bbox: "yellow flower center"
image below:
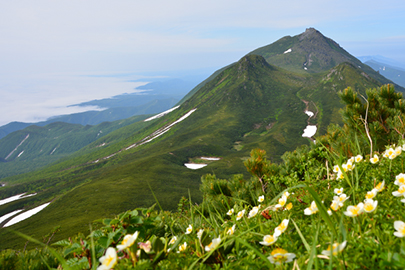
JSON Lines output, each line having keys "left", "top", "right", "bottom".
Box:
{"left": 326, "top": 243, "right": 341, "bottom": 255}
{"left": 279, "top": 197, "right": 286, "bottom": 206}
{"left": 273, "top": 255, "right": 288, "bottom": 263}
{"left": 365, "top": 192, "right": 375, "bottom": 199}
{"left": 286, "top": 203, "right": 293, "bottom": 210}
{"left": 277, "top": 223, "right": 286, "bottom": 232}
{"left": 264, "top": 235, "right": 275, "bottom": 244}
{"left": 350, "top": 206, "right": 360, "bottom": 215}
{"left": 399, "top": 178, "right": 405, "bottom": 185}
{"left": 401, "top": 225, "right": 405, "bottom": 235}
{"left": 376, "top": 182, "right": 382, "bottom": 190}
{"left": 104, "top": 255, "right": 114, "bottom": 266}
{"left": 179, "top": 243, "right": 186, "bottom": 252}
{"left": 364, "top": 202, "right": 374, "bottom": 212}
{"left": 399, "top": 186, "right": 405, "bottom": 194}
{"left": 271, "top": 248, "right": 287, "bottom": 256}
{"left": 331, "top": 201, "right": 340, "bottom": 211}
{"left": 121, "top": 234, "right": 135, "bottom": 248}
{"left": 271, "top": 248, "right": 288, "bottom": 263}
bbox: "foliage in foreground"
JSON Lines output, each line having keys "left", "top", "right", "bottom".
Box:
{"left": 4, "top": 85, "right": 405, "bottom": 269}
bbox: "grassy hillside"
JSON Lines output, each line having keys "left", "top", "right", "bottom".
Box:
{"left": 0, "top": 54, "right": 383, "bottom": 249}
{"left": 3, "top": 85, "right": 405, "bottom": 269}
{"left": 0, "top": 115, "right": 151, "bottom": 179}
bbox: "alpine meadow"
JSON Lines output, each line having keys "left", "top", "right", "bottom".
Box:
{"left": 2, "top": 28, "right": 405, "bottom": 269}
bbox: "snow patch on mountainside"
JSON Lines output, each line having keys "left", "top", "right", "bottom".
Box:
{"left": 284, "top": 48, "right": 292, "bottom": 54}
{"left": 127, "top": 108, "right": 196, "bottom": 150}
{"left": 50, "top": 147, "right": 58, "bottom": 155}
{"left": 201, "top": 157, "right": 221, "bottom": 161}
{"left": 184, "top": 163, "right": 207, "bottom": 169}
{"left": 5, "top": 134, "right": 29, "bottom": 159}
{"left": 90, "top": 108, "right": 197, "bottom": 164}
{"left": 305, "top": 111, "right": 314, "bottom": 117}
{"left": 3, "top": 202, "right": 51, "bottom": 227}
{"left": 0, "top": 193, "right": 37, "bottom": 206}
{"left": 302, "top": 125, "right": 317, "bottom": 138}
{"left": 144, "top": 106, "right": 180, "bottom": 122}
{"left": 0, "top": 210, "right": 23, "bottom": 224}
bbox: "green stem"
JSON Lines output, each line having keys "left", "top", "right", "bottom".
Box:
{"left": 356, "top": 216, "right": 362, "bottom": 237}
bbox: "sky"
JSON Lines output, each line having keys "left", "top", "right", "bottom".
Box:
{"left": 0, "top": 0, "right": 405, "bottom": 126}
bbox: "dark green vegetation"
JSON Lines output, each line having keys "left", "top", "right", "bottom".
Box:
{"left": 0, "top": 28, "right": 400, "bottom": 253}
{"left": 0, "top": 115, "right": 150, "bottom": 179}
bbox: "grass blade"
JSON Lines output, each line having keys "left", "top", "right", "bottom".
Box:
{"left": 306, "top": 185, "right": 337, "bottom": 236}
{"left": 291, "top": 219, "right": 311, "bottom": 252}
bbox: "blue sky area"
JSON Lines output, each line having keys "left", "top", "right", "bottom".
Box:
{"left": 0, "top": 0, "right": 404, "bottom": 125}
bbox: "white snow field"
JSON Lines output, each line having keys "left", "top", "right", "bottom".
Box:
{"left": 3, "top": 202, "right": 51, "bottom": 227}
{"left": 302, "top": 125, "right": 317, "bottom": 138}
{"left": 0, "top": 210, "right": 23, "bottom": 224}
{"left": 305, "top": 110, "right": 314, "bottom": 117}
{"left": 184, "top": 163, "right": 207, "bottom": 169}
{"left": 200, "top": 157, "right": 221, "bottom": 161}
{"left": 144, "top": 106, "right": 180, "bottom": 122}
{"left": 0, "top": 193, "right": 37, "bottom": 206}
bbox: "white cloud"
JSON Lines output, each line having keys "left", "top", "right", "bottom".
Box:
{"left": 0, "top": 73, "right": 148, "bottom": 126}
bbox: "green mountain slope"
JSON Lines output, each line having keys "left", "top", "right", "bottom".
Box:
{"left": 0, "top": 52, "right": 382, "bottom": 249}
{"left": 247, "top": 28, "right": 403, "bottom": 91}
{"left": 179, "top": 28, "right": 403, "bottom": 105}
{"left": 365, "top": 59, "right": 405, "bottom": 88}
{"left": 0, "top": 98, "right": 179, "bottom": 140}
{"left": 0, "top": 114, "right": 151, "bottom": 179}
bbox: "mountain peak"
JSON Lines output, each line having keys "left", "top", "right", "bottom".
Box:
{"left": 299, "top": 27, "right": 322, "bottom": 40}
{"left": 237, "top": 54, "right": 273, "bottom": 72}
{"left": 248, "top": 28, "right": 358, "bottom": 74}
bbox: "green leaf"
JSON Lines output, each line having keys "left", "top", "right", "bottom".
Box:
{"left": 63, "top": 243, "right": 81, "bottom": 257}
{"left": 102, "top": 219, "right": 112, "bottom": 226}
{"left": 152, "top": 237, "right": 165, "bottom": 253}
{"left": 97, "top": 236, "right": 110, "bottom": 249}
{"left": 223, "top": 239, "right": 235, "bottom": 255}
{"left": 52, "top": 239, "right": 71, "bottom": 247}
{"left": 200, "top": 230, "right": 212, "bottom": 247}
{"left": 130, "top": 216, "right": 143, "bottom": 224}
{"left": 152, "top": 250, "right": 166, "bottom": 265}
